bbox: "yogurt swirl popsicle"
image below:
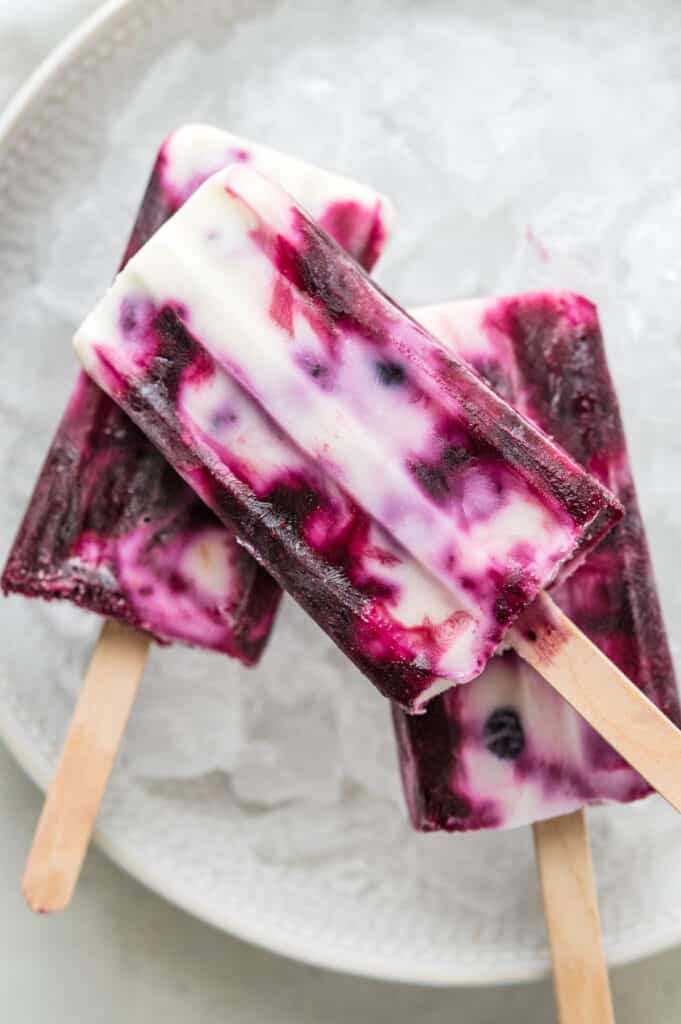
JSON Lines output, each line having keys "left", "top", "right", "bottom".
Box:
{"left": 395, "top": 293, "right": 681, "bottom": 830}
{"left": 2, "top": 125, "right": 393, "bottom": 663}
{"left": 73, "top": 165, "right": 621, "bottom": 712}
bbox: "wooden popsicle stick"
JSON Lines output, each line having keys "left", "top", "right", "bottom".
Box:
{"left": 510, "top": 591, "right": 681, "bottom": 815}
{"left": 22, "top": 620, "right": 151, "bottom": 913}
{"left": 534, "top": 810, "right": 614, "bottom": 1024}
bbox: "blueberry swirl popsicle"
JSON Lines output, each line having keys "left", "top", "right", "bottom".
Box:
{"left": 395, "top": 293, "right": 681, "bottom": 831}
{"left": 3, "top": 125, "right": 394, "bottom": 664}
{"left": 73, "top": 165, "right": 621, "bottom": 715}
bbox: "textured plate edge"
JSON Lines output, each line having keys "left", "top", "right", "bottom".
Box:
{"left": 1, "top": 0, "right": 681, "bottom": 987}
{"left": 0, "top": 0, "right": 136, "bottom": 145}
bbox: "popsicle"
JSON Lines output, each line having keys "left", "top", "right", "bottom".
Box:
{"left": 74, "top": 164, "right": 622, "bottom": 701}
{"left": 393, "top": 291, "right": 681, "bottom": 832}
{"left": 69, "top": 167, "right": 612, "bottom": 692}
{"left": 2, "top": 124, "right": 394, "bottom": 661}
{"left": 396, "top": 291, "right": 666, "bottom": 1024}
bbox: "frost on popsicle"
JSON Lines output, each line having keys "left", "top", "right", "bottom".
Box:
{"left": 74, "top": 167, "right": 620, "bottom": 711}
{"left": 3, "top": 125, "right": 394, "bottom": 663}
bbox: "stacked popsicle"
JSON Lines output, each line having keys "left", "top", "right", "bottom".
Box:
{"left": 3, "top": 124, "right": 394, "bottom": 661}
{"left": 396, "top": 292, "right": 680, "bottom": 831}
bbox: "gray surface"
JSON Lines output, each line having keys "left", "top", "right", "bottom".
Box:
{"left": 2, "top": 741, "right": 680, "bottom": 1022}
{"left": 1, "top": 3, "right": 680, "bottom": 1020}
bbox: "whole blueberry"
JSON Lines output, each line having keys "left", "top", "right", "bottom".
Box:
{"left": 483, "top": 707, "right": 525, "bottom": 760}
{"left": 375, "top": 360, "right": 406, "bottom": 386}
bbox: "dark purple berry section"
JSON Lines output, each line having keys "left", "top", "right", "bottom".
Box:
{"left": 498, "top": 293, "right": 680, "bottom": 728}
{"left": 486, "top": 294, "right": 622, "bottom": 474}
{"left": 318, "top": 199, "right": 387, "bottom": 273}
{"left": 1, "top": 139, "right": 282, "bottom": 662}
{"left": 391, "top": 696, "right": 501, "bottom": 831}
{"left": 119, "top": 150, "right": 179, "bottom": 269}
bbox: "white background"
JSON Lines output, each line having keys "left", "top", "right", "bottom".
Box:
{"left": 1, "top": 3, "right": 680, "bottom": 1021}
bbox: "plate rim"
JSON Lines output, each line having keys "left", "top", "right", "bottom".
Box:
{"left": 2, "top": 0, "right": 681, "bottom": 987}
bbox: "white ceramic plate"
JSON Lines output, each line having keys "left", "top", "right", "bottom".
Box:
{"left": 2, "top": 0, "right": 681, "bottom": 987}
